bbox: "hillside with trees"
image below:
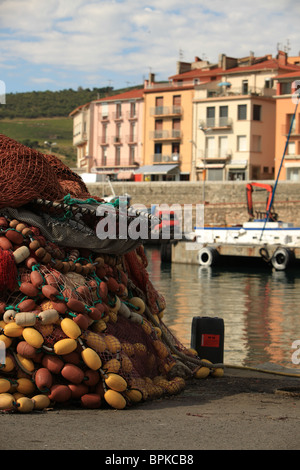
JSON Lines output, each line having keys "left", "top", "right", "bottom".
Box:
{"left": 0, "top": 86, "right": 116, "bottom": 119}
{"left": 0, "top": 84, "right": 144, "bottom": 119}
{"left": 0, "top": 85, "right": 143, "bottom": 167}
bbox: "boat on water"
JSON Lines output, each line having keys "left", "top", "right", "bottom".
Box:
{"left": 194, "top": 219, "right": 300, "bottom": 270}
{"left": 193, "top": 180, "right": 300, "bottom": 270}
{"left": 189, "top": 97, "right": 300, "bottom": 271}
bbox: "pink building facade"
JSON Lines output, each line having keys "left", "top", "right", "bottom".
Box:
{"left": 71, "top": 88, "right": 144, "bottom": 180}
{"left": 91, "top": 89, "right": 144, "bottom": 180}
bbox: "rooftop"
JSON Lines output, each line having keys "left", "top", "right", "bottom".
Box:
{"left": 169, "top": 52, "right": 300, "bottom": 83}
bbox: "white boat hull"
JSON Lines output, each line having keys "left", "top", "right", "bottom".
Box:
{"left": 194, "top": 221, "right": 300, "bottom": 248}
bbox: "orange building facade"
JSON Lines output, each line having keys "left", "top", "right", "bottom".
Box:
{"left": 274, "top": 71, "right": 300, "bottom": 180}
{"left": 140, "top": 78, "right": 195, "bottom": 181}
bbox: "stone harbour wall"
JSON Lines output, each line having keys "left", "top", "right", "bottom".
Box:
{"left": 86, "top": 180, "right": 300, "bottom": 227}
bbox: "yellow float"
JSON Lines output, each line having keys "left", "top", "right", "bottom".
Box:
{"left": 81, "top": 347, "right": 102, "bottom": 370}
{"left": 0, "top": 393, "right": 15, "bottom": 410}
{"left": 32, "top": 394, "right": 51, "bottom": 410}
{"left": 104, "top": 335, "right": 121, "bottom": 354}
{"left": 104, "top": 373, "right": 127, "bottom": 392}
{"left": 22, "top": 328, "right": 44, "bottom": 349}
{"left": 53, "top": 338, "right": 77, "bottom": 355}
{"left": 4, "top": 322, "right": 24, "bottom": 338}
{"left": 104, "top": 389, "right": 126, "bottom": 410}
{"left": 60, "top": 317, "right": 81, "bottom": 340}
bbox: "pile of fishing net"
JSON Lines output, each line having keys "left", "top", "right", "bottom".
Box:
{"left": 0, "top": 135, "right": 222, "bottom": 413}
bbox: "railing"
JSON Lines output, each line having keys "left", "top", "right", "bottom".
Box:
{"left": 152, "top": 154, "right": 181, "bottom": 163}
{"left": 73, "top": 131, "right": 88, "bottom": 144}
{"left": 206, "top": 86, "right": 276, "bottom": 98}
{"left": 126, "top": 135, "right": 138, "bottom": 144}
{"left": 112, "top": 112, "right": 123, "bottom": 120}
{"left": 150, "top": 106, "right": 182, "bottom": 116}
{"left": 150, "top": 129, "right": 182, "bottom": 140}
{"left": 200, "top": 117, "right": 233, "bottom": 129}
{"left": 145, "top": 80, "right": 197, "bottom": 89}
{"left": 99, "top": 136, "right": 108, "bottom": 145}
{"left": 99, "top": 114, "right": 110, "bottom": 121}
{"left": 198, "top": 149, "right": 232, "bottom": 161}
{"left": 281, "top": 124, "right": 299, "bottom": 135}
{"left": 126, "top": 111, "right": 138, "bottom": 119}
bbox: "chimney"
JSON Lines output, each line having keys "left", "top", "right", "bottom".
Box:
{"left": 277, "top": 50, "right": 287, "bottom": 66}
{"left": 218, "top": 53, "right": 225, "bottom": 68}
{"left": 149, "top": 73, "right": 155, "bottom": 84}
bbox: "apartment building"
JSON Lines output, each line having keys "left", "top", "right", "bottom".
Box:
{"left": 191, "top": 51, "right": 300, "bottom": 181}
{"left": 70, "top": 102, "right": 92, "bottom": 171}
{"left": 136, "top": 74, "right": 195, "bottom": 181}
{"left": 91, "top": 88, "right": 144, "bottom": 180}
{"left": 70, "top": 51, "right": 300, "bottom": 183}
{"left": 274, "top": 71, "right": 300, "bottom": 180}
{"left": 70, "top": 88, "right": 144, "bottom": 180}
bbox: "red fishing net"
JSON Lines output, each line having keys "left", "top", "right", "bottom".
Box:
{"left": 0, "top": 136, "right": 210, "bottom": 413}
{"left": 0, "top": 248, "right": 17, "bottom": 291}
{"left": 0, "top": 135, "right": 64, "bottom": 208}
{"left": 0, "top": 134, "right": 102, "bottom": 207}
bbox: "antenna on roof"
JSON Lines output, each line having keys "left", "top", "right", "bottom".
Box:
{"left": 179, "top": 49, "right": 184, "bottom": 60}
{"left": 284, "top": 39, "right": 291, "bottom": 54}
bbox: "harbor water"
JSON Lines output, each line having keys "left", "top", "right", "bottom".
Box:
{"left": 145, "top": 246, "right": 300, "bottom": 371}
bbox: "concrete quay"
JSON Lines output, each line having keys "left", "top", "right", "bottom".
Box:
{"left": 1, "top": 366, "right": 299, "bottom": 451}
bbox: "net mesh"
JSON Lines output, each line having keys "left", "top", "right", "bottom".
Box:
{"left": 0, "top": 136, "right": 211, "bottom": 412}
{"left": 0, "top": 134, "right": 102, "bottom": 208}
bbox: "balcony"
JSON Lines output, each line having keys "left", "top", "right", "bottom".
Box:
{"left": 112, "top": 112, "right": 123, "bottom": 121}
{"left": 206, "top": 86, "right": 276, "bottom": 99}
{"left": 126, "top": 135, "right": 138, "bottom": 144}
{"left": 145, "top": 80, "right": 197, "bottom": 89}
{"left": 199, "top": 117, "right": 233, "bottom": 130}
{"left": 197, "top": 149, "right": 232, "bottom": 163}
{"left": 126, "top": 111, "right": 138, "bottom": 120}
{"left": 153, "top": 154, "right": 181, "bottom": 163}
{"left": 98, "top": 136, "right": 109, "bottom": 145}
{"left": 73, "top": 131, "right": 88, "bottom": 145}
{"left": 281, "top": 124, "right": 300, "bottom": 136}
{"left": 113, "top": 136, "right": 123, "bottom": 144}
{"left": 150, "top": 106, "right": 182, "bottom": 117}
{"left": 150, "top": 129, "right": 182, "bottom": 140}
{"left": 99, "top": 114, "right": 110, "bottom": 122}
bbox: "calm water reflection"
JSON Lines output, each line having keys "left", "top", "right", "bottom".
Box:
{"left": 145, "top": 246, "right": 300, "bottom": 369}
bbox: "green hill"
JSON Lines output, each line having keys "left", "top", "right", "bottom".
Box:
{"left": 0, "top": 85, "right": 143, "bottom": 167}
{"left": 0, "top": 117, "right": 76, "bottom": 166}
{"left": 0, "top": 87, "right": 115, "bottom": 120}
{"left": 0, "top": 85, "right": 143, "bottom": 120}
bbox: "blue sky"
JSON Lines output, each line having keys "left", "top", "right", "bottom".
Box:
{"left": 0, "top": 0, "right": 300, "bottom": 93}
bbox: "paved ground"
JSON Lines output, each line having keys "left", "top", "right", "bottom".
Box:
{"left": 1, "top": 366, "right": 299, "bottom": 452}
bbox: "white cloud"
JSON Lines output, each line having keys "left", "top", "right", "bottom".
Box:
{"left": 30, "top": 77, "right": 56, "bottom": 84}
{"left": 0, "top": 0, "right": 300, "bottom": 91}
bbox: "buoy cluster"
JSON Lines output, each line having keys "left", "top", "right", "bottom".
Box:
{"left": 0, "top": 215, "right": 189, "bottom": 413}
{"left": 193, "top": 358, "right": 224, "bottom": 379}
